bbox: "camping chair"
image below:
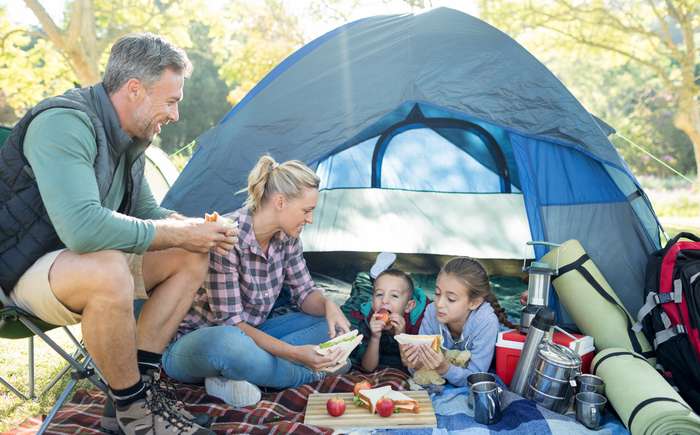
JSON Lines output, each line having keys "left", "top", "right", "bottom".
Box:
{"left": 0, "top": 125, "right": 107, "bottom": 433}
{"left": 0, "top": 289, "right": 108, "bottom": 434}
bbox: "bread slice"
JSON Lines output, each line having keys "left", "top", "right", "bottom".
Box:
{"left": 394, "top": 333, "right": 443, "bottom": 352}
{"left": 315, "top": 330, "right": 363, "bottom": 372}
{"left": 356, "top": 385, "right": 420, "bottom": 414}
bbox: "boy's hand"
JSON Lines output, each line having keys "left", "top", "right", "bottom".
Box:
{"left": 389, "top": 312, "right": 406, "bottom": 334}
{"left": 369, "top": 314, "right": 385, "bottom": 339}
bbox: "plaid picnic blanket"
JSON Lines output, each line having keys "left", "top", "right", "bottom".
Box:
{"left": 7, "top": 369, "right": 411, "bottom": 434}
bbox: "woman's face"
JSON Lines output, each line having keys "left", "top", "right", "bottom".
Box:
{"left": 279, "top": 187, "right": 318, "bottom": 238}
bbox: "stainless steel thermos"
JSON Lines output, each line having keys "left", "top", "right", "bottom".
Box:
{"left": 510, "top": 307, "right": 555, "bottom": 396}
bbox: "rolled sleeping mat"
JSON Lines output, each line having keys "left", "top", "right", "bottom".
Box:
{"left": 542, "top": 239, "right": 654, "bottom": 362}
{"left": 593, "top": 348, "right": 700, "bottom": 435}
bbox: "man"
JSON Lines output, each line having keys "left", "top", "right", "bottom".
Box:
{"left": 0, "top": 34, "right": 229, "bottom": 434}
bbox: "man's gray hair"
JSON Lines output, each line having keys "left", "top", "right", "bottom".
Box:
{"left": 103, "top": 33, "right": 192, "bottom": 94}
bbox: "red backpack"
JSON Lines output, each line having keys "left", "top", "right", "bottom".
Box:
{"left": 636, "top": 232, "right": 700, "bottom": 411}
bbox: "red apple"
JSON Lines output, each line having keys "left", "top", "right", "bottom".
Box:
{"left": 326, "top": 397, "right": 346, "bottom": 417}
{"left": 376, "top": 396, "right": 395, "bottom": 417}
{"left": 376, "top": 309, "right": 391, "bottom": 326}
{"left": 353, "top": 380, "right": 373, "bottom": 396}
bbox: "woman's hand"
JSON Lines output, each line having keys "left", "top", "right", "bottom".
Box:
{"left": 417, "top": 344, "right": 450, "bottom": 374}
{"left": 399, "top": 344, "right": 423, "bottom": 369}
{"left": 292, "top": 345, "right": 344, "bottom": 371}
{"left": 324, "top": 299, "right": 351, "bottom": 338}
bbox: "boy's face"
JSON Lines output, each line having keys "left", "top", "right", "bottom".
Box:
{"left": 372, "top": 275, "right": 415, "bottom": 326}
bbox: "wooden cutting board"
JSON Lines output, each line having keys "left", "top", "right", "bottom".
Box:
{"left": 304, "top": 390, "right": 437, "bottom": 430}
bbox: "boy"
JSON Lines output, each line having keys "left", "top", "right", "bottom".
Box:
{"left": 349, "top": 269, "right": 429, "bottom": 372}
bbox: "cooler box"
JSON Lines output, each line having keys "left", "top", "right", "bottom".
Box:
{"left": 496, "top": 329, "right": 595, "bottom": 387}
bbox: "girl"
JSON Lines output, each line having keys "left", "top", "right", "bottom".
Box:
{"left": 400, "top": 257, "right": 514, "bottom": 386}
{"left": 163, "top": 155, "right": 351, "bottom": 407}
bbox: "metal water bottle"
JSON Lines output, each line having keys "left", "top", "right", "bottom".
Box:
{"left": 510, "top": 307, "right": 555, "bottom": 396}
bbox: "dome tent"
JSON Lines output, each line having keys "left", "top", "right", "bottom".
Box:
{"left": 163, "top": 8, "right": 661, "bottom": 319}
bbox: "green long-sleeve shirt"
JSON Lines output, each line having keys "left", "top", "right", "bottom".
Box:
{"left": 23, "top": 108, "right": 173, "bottom": 254}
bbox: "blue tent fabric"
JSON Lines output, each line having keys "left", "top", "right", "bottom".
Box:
{"left": 163, "top": 8, "right": 633, "bottom": 216}
{"left": 163, "top": 7, "right": 661, "bottom": 316}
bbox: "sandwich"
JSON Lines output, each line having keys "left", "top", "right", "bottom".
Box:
{"left": 356, "top": 385, "right": 420, "bottom": 414}
{"left": 315, "top": 329, "right": 363, "bottom": 372}
{"left": 393, "top": 333, "right": 443, "bottom": 352}
{"left": 204, "top": 211, "right": 237, "bottom": 228}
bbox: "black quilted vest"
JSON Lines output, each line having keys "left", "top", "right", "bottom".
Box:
{"left": 0, "top": 83, "right": 146, "bottom": 294}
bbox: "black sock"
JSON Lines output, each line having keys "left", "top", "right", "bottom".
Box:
{"left": 110, "top": 379, "right": 146, "bottom": 407}
{"left": 137, "top": 349, "right": 162, "bottom": 376}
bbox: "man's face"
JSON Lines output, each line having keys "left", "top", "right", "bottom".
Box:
{"left": 131, "top": 68, "right": 184, "bottom": 141}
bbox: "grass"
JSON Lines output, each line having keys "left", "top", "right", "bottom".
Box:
{"left": 0, "top": 325, "right": 90, "bottom": 433}
{"left": 0, "top": 177, "right": 698, "bottom": 432}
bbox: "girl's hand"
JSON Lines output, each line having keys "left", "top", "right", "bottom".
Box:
{"left": 417, "top": 344, "right": 450, "bottom": 374}
{"left": 369, "top": 315, "right": 385, "bottom": 339}
{"left": 399, "top": 344, "right": 423, "bottom": 369}
{"left": 293, "top": 344, "right": 344, "bottom": 371}
{"left": 325, "top": 299, "right": 351, "bottom": 338}
{"left": 389, "top": 312, "right": 406, "bottom": 334}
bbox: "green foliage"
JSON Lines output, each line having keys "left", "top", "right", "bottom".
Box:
{"left": 477, "top": 0, "right": 699, "bottom": 180}
{"left": 0, "top": 8, "right": 75, "bottom": 124}
{"left": 158, "top": 23, "right": 230, "bottom": 155}
{"left": 207, "top": 0, "right": 304, "bottom": 106}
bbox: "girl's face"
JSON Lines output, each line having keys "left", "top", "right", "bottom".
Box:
{"left": 434, "top": 273, "right": 483, "bottom": 327}
{"left": 277, "top": 187, "right": 318, "bottom": 238}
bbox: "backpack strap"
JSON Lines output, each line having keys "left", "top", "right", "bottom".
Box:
{"left": 634, "top": 280, "right": 684, "bottom": 333}
{"left": 654, "top": 324, "right": 686, "bottom": 348}
{"left": 557, "top": 254, "right": 653, "bottom": 358}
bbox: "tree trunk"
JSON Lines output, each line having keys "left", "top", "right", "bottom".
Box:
{"left": 673, "top": 93, "right": 700, "bottom": 186}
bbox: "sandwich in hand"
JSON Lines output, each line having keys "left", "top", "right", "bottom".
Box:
{"left": 393, "top": 333, "right": 443, "bottom": 352}
{"left": 315, "top": 330, "right": 363, "bottom": 372}
{"left": 204, "top": 211, "right": 238, "bottom": 228}
{"left": 355, "top": 385, "right": 420, "bottom": 414}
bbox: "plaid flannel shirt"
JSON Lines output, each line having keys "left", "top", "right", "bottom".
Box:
{"left": 177, "top": 207, "right": 317, "bottom": 338}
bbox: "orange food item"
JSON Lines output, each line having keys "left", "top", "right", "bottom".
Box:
{"left": 353, "top": 380, "right": 373, "bottom": 396}
{"left": 375, "top": 309, "right": 391, "bottom": 326}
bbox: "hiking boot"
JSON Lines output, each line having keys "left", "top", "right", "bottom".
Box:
{"left": 101, "top": 372, "right": 210, "bottom": 433}
{"left": 148, "top": 370, "right": 211, "bottom": 427}
{"left": 116, "top": 386, "right": 213, "bottom": 435}
{"left": 370, "top": 252, "right": 397, "bottom": 279}
{"left": 204, "top": 376, "right": 261, "bottom": 408}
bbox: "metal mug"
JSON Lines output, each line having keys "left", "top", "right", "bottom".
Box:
{"left": 575, "top": 392, "right": 607, "bottom": 430}
{"left": 467, "top": 372, "right": 496, "bottom": 412}
{"left": 577, "top": 374, "right": 605, "bottom": 396}
{"left": 472, "top": 381, "right": 503, "bottom": 425}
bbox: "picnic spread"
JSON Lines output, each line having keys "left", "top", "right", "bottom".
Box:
{"left": 10, "top": 368, "right": 633, "bottom": 435}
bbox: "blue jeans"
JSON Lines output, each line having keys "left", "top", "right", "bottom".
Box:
{"left": 162, "top": 312, "right": 330, "bottom": 389}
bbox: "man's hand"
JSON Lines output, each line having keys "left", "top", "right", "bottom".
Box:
{"left": 324, "top": 299, "right": 351, "bottom": 339}
{"left": 389, "top": 312, "right": 406, "bottom": 335}
{"left": 292, "top": 344, "right": 344, "bottom": 371}
{"left": 151, "top": 218, "right": 238, "bottom": 254}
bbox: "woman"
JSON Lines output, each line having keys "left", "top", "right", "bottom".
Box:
{"left": 162, "top": 155, "right": 351, "bottom": 407}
